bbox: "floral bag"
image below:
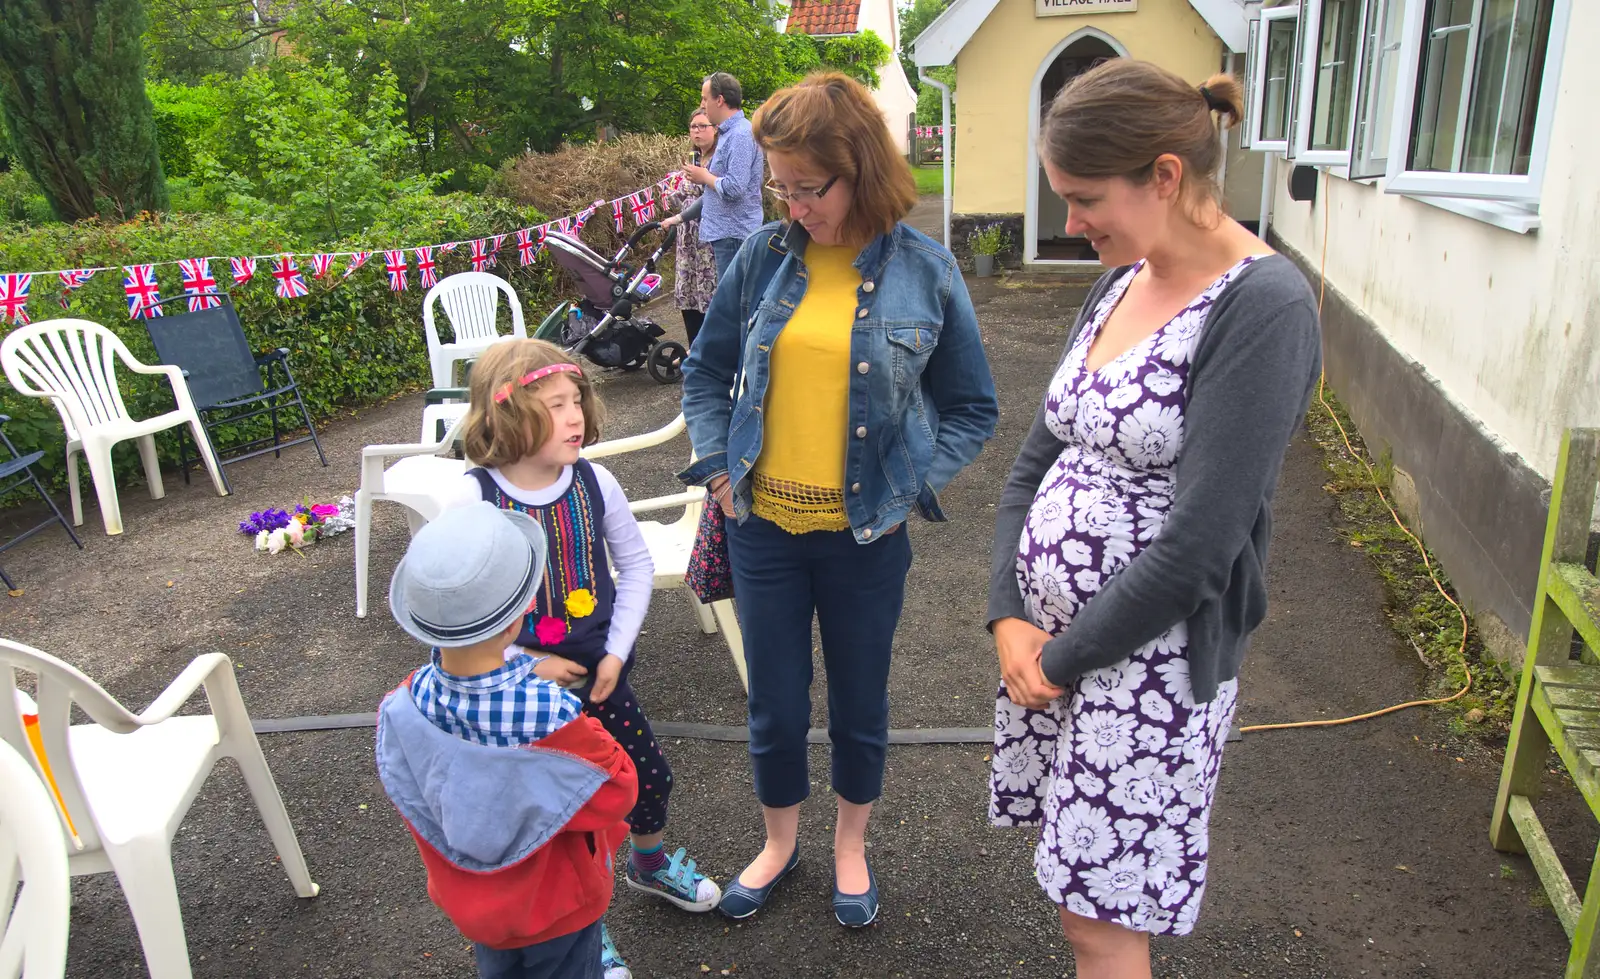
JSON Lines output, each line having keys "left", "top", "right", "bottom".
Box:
{"left": 685, "top": 492, "right": 734, "bottom": 604}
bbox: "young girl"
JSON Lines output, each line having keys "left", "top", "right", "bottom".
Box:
{"left": 450, "top": 339, "right": 721, "bottom": 970}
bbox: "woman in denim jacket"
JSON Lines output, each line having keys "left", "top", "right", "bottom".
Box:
{"left": 679, "top": 72, "right": 999, "bottom": 928}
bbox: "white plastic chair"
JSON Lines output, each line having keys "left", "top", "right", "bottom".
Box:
{"left": 354, "top": 412, "right": 470, "bottom": 618}
{"left": 585, "top": 415, "right": 748, "bottom": 691}
{"left": 0, "top": 735, "right": 71, "bottom": 979}
{"left": 0, "top": 639, "right": 319, "bottom": 979}
{"left": 423, "top": 272, "right": 526, "bottom": 390}
{"left": 0, "top": 320, "right": 228, "bottom": 536}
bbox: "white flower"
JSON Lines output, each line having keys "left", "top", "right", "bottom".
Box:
{"left": 1136, "top": 503, "right": 1168, "bottom": 541}
{"left": 1155, "top": 310, "right": 1205, "bottom": 364}
{"left": 1027, "top": 491, "right": 1074, "bottom": 548}
{"left": 1165, "top": 805, "right": 1191, "bottom": 827}
{"left": 1077, "top": 496, "right": 1130, "bottom": 537}
{"left": 1029, "top": 712, "right": 1061, "bottom": 738}
{"left": 1145, "top": 368, "right": 1183, "bottom": 396}
{"left": 1058, "top": 799, "right": 1117, "bottom": 865}
{"left": 1073, "top": 769, "right": 1107, "bottom": 798}
{"left": 1098, "top": 345, "right": 1145, "bottom": 386}
{"left": 1108, "top": 756, "right": 1175, "bottom": 816}
{"left": 995, "top": 694, "right": 1032, "bottom": 739}
{"left": 1143, "top": 824, "right": 1186, "bottom": 886}
{"left": 1119, "top": 401, "right": 1184, "bottom": 468}
{"left": 1185, "top": 815, "right": 1211, "bottom": 858}
{"left": 1028, "top": 552, "right": 1078, "bottom": 623}
{"left": 1175, "top": 901, "right": 1201, "bottom": 934}
{"left": 266, "top": 528, "right": 287, "bottom": 554}
{"left": 1059, "top": 538, "right": 1093, "bottom": 567}
{"left": 1156, "top": 658, "right": 1197, "bottom": 709}
{"left": 283, "top": 519, "right": 305, "bottom": 546}
{"left": 1080, "top": 660, "right": 1147, "bottom": 710}
{"left": 1139, "top": 690, "right": 1174, "bottom": 723}
{"left": 1101, "top": 533, "right": 1136, "bottom": 576}
{"left": 1076, "top": 710, "right": 1138, "bottom": 770}
{"left": 1064, "top": 893, "right": 1099, "bottom": 920}
{"left": 1160, "top": 878, "right": 1193, "bottom": 908}
{"left": 1046, "top": 388, "right": 1080, "bottom": 440}
{"left": 1129, "top": 895, "right": 1176, "bottom": 934}
{"left": 1114, "top": 817, "right": 1148, "bottom": 845}
{"left": 1082, "top": 852, "right": 1147, "bottom": 911}
{"left": 1037, "top": 855, "right": 1075, "bottom": 895}
{"left": 254, "top": 530, "right": 270, "bottom": 551}
{"left": 993, "top": 741, "right": 1047, "bottom": 793}
{"left": 1006, "top": 796, "right": 1038, "bottom": 820}
{"left": 1135, "top": 724, "right": 1169, "bottom": 754}
{"left": 1106, "top": 382, "right": 1144, "bottom": 410}
{"left": 1173, "top": 763, "right": 1208, "bottom": 808}
{"left": 1076, "top": 391, "right": 1116, "bottom": 447}
{"left": 1074, "top": 568, "right": 1102, "bottom": 593}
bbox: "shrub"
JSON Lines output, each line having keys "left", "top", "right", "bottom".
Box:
{"left": 147, "top": 79, "right": 227, "bottom": 180}
{"left": 0, "top": 192, "right": 553, "bottom": 500}
{"left": 0, "top": 168, "right": 53, "bottom": 225}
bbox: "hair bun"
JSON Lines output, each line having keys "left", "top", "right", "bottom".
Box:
{"left": 1197, "top": 74, "right": 1245, "bottom": 129}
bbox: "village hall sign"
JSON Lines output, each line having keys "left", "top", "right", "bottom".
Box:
{"left": 1037, "top": 0, "right": 1137, "bottom": 15}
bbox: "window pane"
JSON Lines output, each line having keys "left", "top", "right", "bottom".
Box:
{"left": 1409, "top": 0, "right": 1474, "bottom": 171}
{"left": 1464, "top": 0, "right": 1553, "bottom": 174}
{"left": 1355, "top": 0, "right": 1407, "bottom": 164}
{"left": 1310, "top": 0, "right": 1362, "bottom": 151}
{"left": 1262, "top": 17, "right": 1297, "bottom": 142}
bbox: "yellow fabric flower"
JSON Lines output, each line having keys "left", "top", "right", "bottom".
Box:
{"left": 565, "top": 588, "right": 597, "bottom": 618}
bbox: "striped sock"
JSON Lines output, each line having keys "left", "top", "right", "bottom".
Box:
{"left": 631, "top": 842, "right": 667, "bottom": 875}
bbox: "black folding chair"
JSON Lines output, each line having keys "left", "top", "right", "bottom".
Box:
{"left": 143, "top": 293, "right": 328, "bottom": 493}
{"left": 0, "top": 414, "right": 83, "bottom": 592}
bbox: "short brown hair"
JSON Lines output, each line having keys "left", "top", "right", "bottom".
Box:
{"left": 462, "top": 338, "right": 605, "bottom": 468}
{"left": 752, "top": 72, "right": 917, "bottom": 248}
{"left": 1042, "top": 60, "right": 1244, "bottom": 217}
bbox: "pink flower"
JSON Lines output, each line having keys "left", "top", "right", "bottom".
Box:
{"left": 310, "top": 504, "right": 340, "bottom": 518}
{"left": 534, "top": 616, "right": 567, "bottom": 646}
{"left": 283, "top": 520, "right": 306, "bottom": 546}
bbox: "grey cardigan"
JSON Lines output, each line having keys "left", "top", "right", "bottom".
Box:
{"left": 987, "top": 255, "right": 1321, "bottom": 704}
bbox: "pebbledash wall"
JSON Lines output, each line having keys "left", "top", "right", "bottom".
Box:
{"left": 1266, "top": 0, "right": 1600, "bottom": 663}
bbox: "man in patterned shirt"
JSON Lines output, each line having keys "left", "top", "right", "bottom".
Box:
{"left": 376, "top": 502, "right": 638, "bottom": 979}
{"left": 677, "top": 71, "right": 767, "bottom": 278}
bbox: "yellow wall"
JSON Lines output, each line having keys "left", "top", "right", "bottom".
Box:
{"left": 953, "top": 0, "right": 1224, "bottom": 214}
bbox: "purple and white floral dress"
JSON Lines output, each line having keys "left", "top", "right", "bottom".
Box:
{"left": 988, "top": 257, "right": 1256, "bottom": 936}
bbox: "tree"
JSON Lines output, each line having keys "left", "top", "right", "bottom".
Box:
{"left": 898, "top": 0, "right": 951, "bottom": 93}
{"left": 142, "top": 0, "right": 282, "bottom": 82}
{"left": 0, "top": 0, "right": 170, "bottom": 221}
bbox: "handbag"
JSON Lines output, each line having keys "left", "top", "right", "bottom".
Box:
{"left": 685, "top": 490, "right": 734, "bottom": 603}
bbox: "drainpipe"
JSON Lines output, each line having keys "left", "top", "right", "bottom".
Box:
{"left": 1259, "top": 153, "right": 1276, "bottom": 243}
{"left": 917, "top": 67, "right": 953, "bottom": 249}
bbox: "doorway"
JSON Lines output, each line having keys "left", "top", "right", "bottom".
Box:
{"left": 1027, "top": 29, "right": 1127, "bottom": 265}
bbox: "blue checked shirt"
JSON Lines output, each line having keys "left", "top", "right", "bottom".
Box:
{"left": 697, "top": 111, "right": 766, "bottom": 244}
{"left": 411, "top": 650, "right": 584, "bottom": 747}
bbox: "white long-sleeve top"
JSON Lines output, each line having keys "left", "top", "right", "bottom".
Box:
{"left": 445, "top": 463, "right": 654, "bottom": 663}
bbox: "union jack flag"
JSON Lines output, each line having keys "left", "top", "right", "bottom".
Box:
{"left": 554, "top": 217, "right": 573, "bottom": 236}
{"left": 57, "top": 269, "right": 95, "bottom": 308}
{"left": 489, "top": 234, "right": 506, "bottom": 261}
{"left": 415, "top": 246, "right": 439, "bottom": 288}
{"left": 0, "top": 273, "right": 31, "bottom": 325}
{"left": 271, "top": 254, "right": 309, "bottom": 299}
{"left": 383, "top": 250, "right": 408, "bottom": 291}
{"left": 122, "top": 265, "right": 164, "bottom": 319}
{"left": 440, "top": 241, "right": 460, "bottom": 253}
{"left": 231, "top": 257, "right": 257, "bottom": 286}
{"left": 179, "top": 258, "right": 222, "bottom": 311}
{"left": 575, "top": 204, "right": 601, "bottom": 232}
{"left": 469, "top": 239, "right": 492, "bottom": 272}
{"left": 630, "top": 190, "right": 657, "bottom": 225}
{"left": 612, "top": 198, "right": 626, "bottom": 233}
{"left": 343, "top": 252, "right": 372, "bottom": 279}
{"left": 515, "top": 228, "right": 537, "bottom": 266}
{"left": 310, "top": 254, "right": 336, "bottom": 280}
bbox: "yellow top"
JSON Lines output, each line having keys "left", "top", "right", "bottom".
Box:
{"left": 752, "top": 243, "right": 861, "bottom": 534}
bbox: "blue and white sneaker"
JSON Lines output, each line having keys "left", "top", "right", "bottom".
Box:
{"left": 600, "top": 925, "right": 631, "bottom": 979}
{"left": 625, "top": 846, "right": 722, "bottom": 912}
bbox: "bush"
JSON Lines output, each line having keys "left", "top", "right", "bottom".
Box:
{"left": 0, "top": 168, "right": 53, "bottom": 225}
{"left": 0, "top": 192, "right": 554, "bottom": 500}
{"left": 147, "top": 80, "right": 227, "bottom": 180}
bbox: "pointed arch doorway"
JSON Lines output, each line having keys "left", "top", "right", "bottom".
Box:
{"left": 1026, "top": 28, "right": 1129, "bottom": 265}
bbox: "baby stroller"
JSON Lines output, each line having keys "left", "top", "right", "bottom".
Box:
{"left": 534, "top": 221, "right": 687, "bottom": 384}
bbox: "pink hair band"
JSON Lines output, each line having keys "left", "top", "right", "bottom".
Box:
{"left": 492, "top": 362, "right": 583, "bottom": 403}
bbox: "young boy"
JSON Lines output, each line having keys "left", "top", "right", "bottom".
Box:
{"left": 376, "top": 501, "right": 638, "bottom": 979}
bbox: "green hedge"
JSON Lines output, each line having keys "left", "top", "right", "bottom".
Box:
{"left": 0, "top": 192, "right": 555, "bottom": 499}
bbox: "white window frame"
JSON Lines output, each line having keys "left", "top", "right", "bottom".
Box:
{"left": 1241, "top": 16, "right": 1260, "bottom": 149}
{"left": 1293, "top": 0, "right": 1367, "bottom": 166}
{"left": 1383, "top": 0, "right": 1571, "bottom": 203}
{"left": 1348, "top": 0, "right": 1408, "bottom": 179}
{"left": 1248, "top": 4, "right": 1302, "bottom": 154}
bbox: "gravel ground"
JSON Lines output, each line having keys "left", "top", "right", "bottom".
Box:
{"left": 2, "top": 210, "right": 1591, "bottom": 978}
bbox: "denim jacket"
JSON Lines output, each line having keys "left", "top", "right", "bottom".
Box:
{"left": 679, "top": 220, "right": 999, "bottom": 542}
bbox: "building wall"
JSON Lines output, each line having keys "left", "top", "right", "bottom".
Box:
{"left": 1266, "top": 0, "right": 1600, "bottom": 648}
{"left": 952, "top": 0, "right": 1224, "bottom": 215}
{"left": 857, "top": 0, "right": 921, "bottom": 153}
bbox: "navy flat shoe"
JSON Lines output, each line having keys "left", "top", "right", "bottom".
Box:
{"left": 833, "top": 864, "right": 878, "bottom": 928}
{"left": 717, "top": 846, "right": 800, "bottom": 920}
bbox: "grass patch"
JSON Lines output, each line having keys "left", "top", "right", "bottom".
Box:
{"left": 1303, "top": 385, "right": 1518, "bottom": 734}
{"left": 912, "top": 165, "right": 945, "bottom": 196}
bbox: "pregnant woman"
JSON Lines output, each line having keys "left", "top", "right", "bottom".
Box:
{"left": 986, "top": 60, "right": 1321, "bottom": 979}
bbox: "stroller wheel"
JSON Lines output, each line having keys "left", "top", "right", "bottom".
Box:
{"left": 647, "top": 341, "right": 687, "bottom": 384}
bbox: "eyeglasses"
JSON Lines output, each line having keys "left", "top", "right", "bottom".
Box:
{"left": 765, "top": 175, "right": 839, "bottom": 203}
{"left": 689, "top": 124, "right": 713, "bottom": 131}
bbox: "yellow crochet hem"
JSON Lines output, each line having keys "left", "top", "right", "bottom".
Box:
{"left": 751, "top": 472, "right": 849, "bottom": 534}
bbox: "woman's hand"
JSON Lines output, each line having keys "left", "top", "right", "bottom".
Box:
{"left": 533, "top": 656, "right": 589, "bottom": 688}
{"left": 994, "top": 617, "right": 1065, "bottom": 709}
{"left": 590, "top": 654, "right": 624, "bottom": 703}
{"left": 708, "top": 474, "right": 735, "bottom": 517}
{"left": 661, "top": 214, "right": 683, "bottom": 229}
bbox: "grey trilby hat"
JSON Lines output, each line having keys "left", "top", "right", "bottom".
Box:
{"left": 388, "top": 501, "right": 548, "bottom": 648}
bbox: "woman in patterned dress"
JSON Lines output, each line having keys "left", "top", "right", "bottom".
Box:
{"left": 661, "top": 109, "right": 720, "bottom": 346}
{"left": 985, "top": 61, "right": 1322, "bottom": 978}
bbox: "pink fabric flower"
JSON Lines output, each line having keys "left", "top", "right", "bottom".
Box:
{"left": 310, "top": 504, "right": 340, "bottom": 518}
{"left": 535, "top": 616, "right": 567, "bottom": 646}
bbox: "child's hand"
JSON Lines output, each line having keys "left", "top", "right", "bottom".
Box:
{"left": 533, "top": 656, "right": 589, "bottom": 688}
{"left": 590, "top": 654, "right": 624, "bottom": 703}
